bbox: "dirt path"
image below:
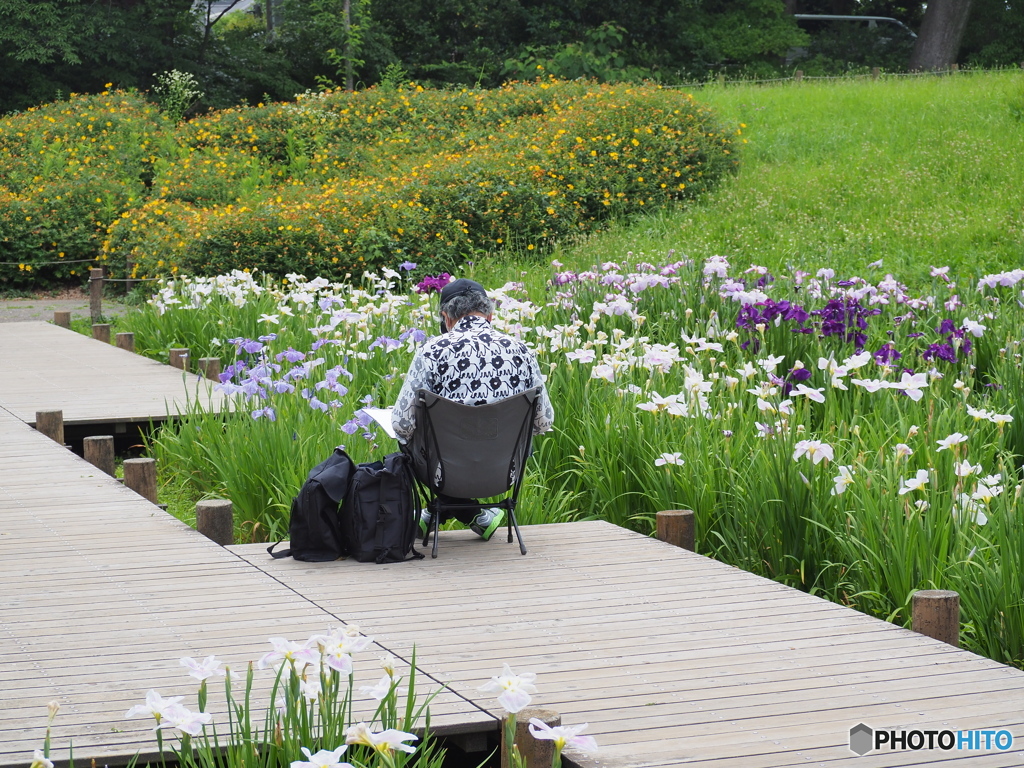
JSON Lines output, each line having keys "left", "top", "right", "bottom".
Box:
{"left": 0, "top": 289, "right": 125, "bottom": 323}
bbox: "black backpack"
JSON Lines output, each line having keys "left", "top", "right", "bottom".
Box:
{"left": 268, "top": 447, "right": 353, "bottom": 562}
{"left": 342, "top": 452, "right": 424, "bottom": 564}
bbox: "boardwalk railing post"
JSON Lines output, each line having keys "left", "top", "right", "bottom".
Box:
{"left": 84, "top": 436, "right": 116, "bottom": 477}
{"left": 123, "top": 458, "right": 158, "bottom": 505}
{"left": 116, "top": 332, "right": 135, "bottom": 353}
{"left": 502, "top": 708, "right": 560, "bottom": 768}
{"left": 89, "top": 267, "right": 104, "bottom": 323}
{"left": 35, "top": 410, "right": 64, "bottom": 446}
{"left": 198, "top": 357, "right": 221, "bottom": 381}
{"left": 912, "top": 590, "right": 959, "bottom": 647}
{"left": 169, "top": 348, "right": 190, "bottom": 371}
{"left": 657, "top": 510, "right": 695, "bottom": 552}
{"left": 92, "top": 323, "right": 112, "bottom": 344}
{"left": 196, "top": 500, "right": 234, "bottom": 545}
{"left": 53, "top": 310, "right": 71, "bottom": 329}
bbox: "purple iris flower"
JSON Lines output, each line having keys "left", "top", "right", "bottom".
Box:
{"left": 273, "top": 381, "right": 295, "bottom": 394}
{"left": 258, "top": 333, "right": 278, "bottom": 343}
{"left": 787, "top": 366, "right": 812, "bottom": 382}
{"left": 308, "top": 396, "right": 328, "bottom": 412}
{"left": 241, "top": 339, "right": 264, "bottom": 355}
{"left": 341, "top": 420, "right": 361, "bottom": 435}
{"left": 369, "top": 335, "right": 402, "bottom": 352}
{"left": 276, "top": 348, "right": 306, "bottom": 363}
{"left": 251, "top": 407, "right": 276, "bottom": 421}
{"left": 873, "top": 343, "right": 902, "bottom": 365}
{"left": 399, "top": 261, "right": 417, "bottom": 271}
{"left": 936, "top": 318, "right": 957, "bottom": 335}
{"left": 415, "top": 273, "right": 452, "bottom": 294}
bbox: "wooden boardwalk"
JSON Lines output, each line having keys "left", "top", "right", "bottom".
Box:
{"left": 0, "top": 410, "right": 491, "bottom": 767}
{"left": 2, "top": 320, "right": 1024, "bottom": 767}
{"left": 0, "top": 321, "right": 223, "bottom": 426}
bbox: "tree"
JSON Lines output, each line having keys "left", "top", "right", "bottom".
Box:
{"left": 908, "top": 0, "right": 974, "bottom": 69}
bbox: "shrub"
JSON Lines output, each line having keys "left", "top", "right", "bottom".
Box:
{"left": 102, "top": 80, "right": 738, "bottom": 279}
{"left": 0, "top": 89, "right": 169, "bottom": 288}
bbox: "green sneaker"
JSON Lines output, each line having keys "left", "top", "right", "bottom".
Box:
{"left": 418, "top": 510, "right": 433, "bottom": 539}
{"left": 470, "top": 508, "right": 505, "bottom": 541}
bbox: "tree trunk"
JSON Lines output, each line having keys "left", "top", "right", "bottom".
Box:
{"left": 909, "top": 0, "right": 974, "bottom": 70}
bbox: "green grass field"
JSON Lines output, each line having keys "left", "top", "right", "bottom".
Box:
{"left": 519, "top": 70, "right": 1024, "bottom": 287}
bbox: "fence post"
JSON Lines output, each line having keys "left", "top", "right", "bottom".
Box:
{"left": 89, "top": 267, "right": 104, "bottom": 322}
{"left": 116, "top": 332, "right": 135, "bottom": 353}
{"left": 196, "top": 500, "right": 234, "bottom": 545}
{"left": 656, "top": 510, "right": 695, "bottom": 552}
{"left": 83, "top": 436, "right": 116, "bottom": 476}
{"left": 871, "top": 67, "right": 880, "bottom": 80}
{"left": 501, "top": 709, "right": 560, "bottom": 768}
{"left": 169, "top": 348, "right": 190, "bottom": 371}
{"left": 53, "top": 311, "right": 71, "bottom": 329}
{"left": 197, "top": 357, "right": 221, "bottom": 381}
{"left": 123, "top": 458, "right": 158, "bottom": 505}
{"left": 35, "top": 410, "right": 64, "bottom": 445}
{"left": 795, "top": 70, "right": 804, "bottom": 82}
{"left": 92, "top": 323, "right": 111, "bottom": 344}
{"left": 912, "top": 590, "right": 959, "bottom": 647}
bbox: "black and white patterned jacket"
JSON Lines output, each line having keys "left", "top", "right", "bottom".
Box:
{"left": 391, "top": 315, "right": 555, "bottom": 442}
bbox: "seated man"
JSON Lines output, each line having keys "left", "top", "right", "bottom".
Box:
{"left": 391, "top": 278, "right": 555, "bottom": 540}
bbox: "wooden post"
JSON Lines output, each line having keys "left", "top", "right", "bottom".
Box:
{"left": 116, "top": 332, "right": 135, "bottom": 353}
{"left": 795, "top": 70, "right": 804, "bottom": 82}
{"left": 169, "top": 348, "right": 190, "bottom": 371}
{"left": 196, "top": 499, "right": 234, "bottom": 545}
{"left": 35, "top": 410, "right": 64, "bottom": 445}
{"left": 717, "top": 73, "right": 725, "bottom": 86}
{"left": 197, "top": 357, "right": 221, "bottom": 381}
{"left": 53, "top": 310, "right": 71, "bottom": 329}
{"left": 951, "top": 62, "right": 959, "bottom": 72}
{"left": 92, "top": 323, "right": 111, "bottom": 344}
{"left": 123, "top": 458, "right": 158, "bottom": 505}
{"left": 871, "top": 67, "right": 880, "bottom": 80}
{"left": 502, "top": 709, "right": 560, "bottom": 768}
{"left": 89, "top": 268, "right": 104, "bottom": 322}
{"left": 83, "top": 436, "right": 116, "bottom": 477}
{"left": 912, "top": 590, "right": 959, "bottom": 647}
{"left": 656, "top": 510, "right": 695, "bottom": 552}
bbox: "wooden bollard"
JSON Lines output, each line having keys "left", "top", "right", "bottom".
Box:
{"left": 197, "top": 357, "right": 221, "bottom": 381}
{"left": 92, "top": 323, "right": 111, "bottom": 343}
{"left": 123, "top": 458, "right": 158, "bottom": 505}
{"left": 912, "top": 590, "right": 960, "bottom": 647}
{"left": 116, "top": 332, "right": 135, "bottom": 353}
{"left": 83, "top": 436, "right": 115, "bottom": 477}
{"left": 169, "top": 348, "right": 190, "bottom": 371}
{"left": 35, "top": 410, "right": 64, "bottom": 445}
{"left": 196, "top": 500, "right": 234, "bottom": 545}
{"left": 795, "top": 70, "right": 804, "bottom": 82}
{"left": 656, "top": 510, "right": 695, "bottom": 552}
{"left": 89, "top": 267, "right": 104, "bottom": 322}
{"left": 53, "top": 310, "right": 71, "bottom": 328}
{"left": 502, "top": 708, "right": 560, "bottom": 768}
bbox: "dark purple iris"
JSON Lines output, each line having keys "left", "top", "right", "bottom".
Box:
{"left": 873, "top": 343, "right": 902, "bottom": 365}
{"left": 415, "top": 273, "right": 452, "bottom": 294}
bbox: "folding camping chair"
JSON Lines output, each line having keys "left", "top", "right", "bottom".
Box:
{"left": 407, "top": 387, "right": 540, "bottom": 558}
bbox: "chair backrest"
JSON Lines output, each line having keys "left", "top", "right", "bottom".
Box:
{"left": 410, "top": 388, "right": 540, "bottom": 500}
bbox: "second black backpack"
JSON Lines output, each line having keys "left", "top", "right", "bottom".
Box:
{"left": 268, "top": 447, "right": 353, "bottom": 562}
{"left": 342, "top": 452, "right": 423, "bottom": 564}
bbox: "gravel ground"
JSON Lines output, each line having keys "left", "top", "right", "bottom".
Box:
{"left": 0, "top": 289, "right": 125, "bottom": 323}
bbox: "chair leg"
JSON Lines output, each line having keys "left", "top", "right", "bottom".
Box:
{"left": 431, "top": 507, "right": 440, "bottom": 559}
{"left": 508, "top": 509, "right": 527, "bottom": 556}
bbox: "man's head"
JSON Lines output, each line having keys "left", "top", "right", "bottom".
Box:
{"left": 439, "top": 278, "right": 493, "bottom": 332}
